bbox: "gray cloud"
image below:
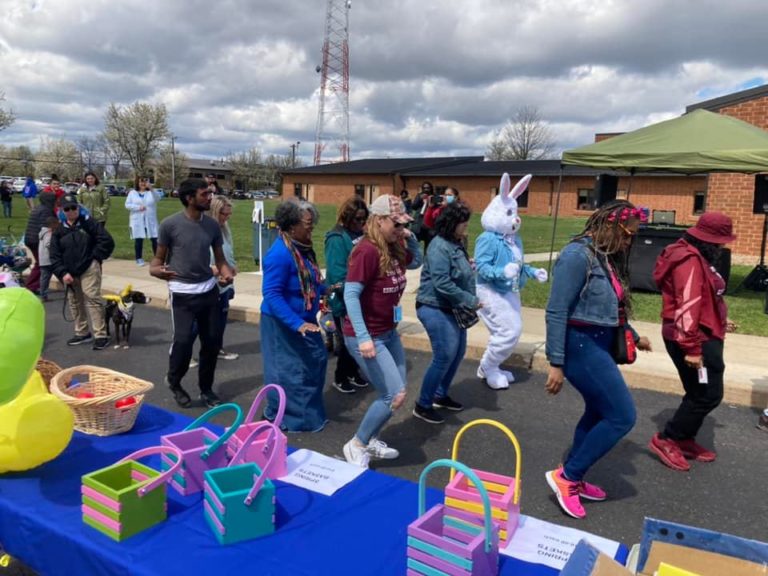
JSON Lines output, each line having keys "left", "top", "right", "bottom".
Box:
{"left": 1, "top": 0, "right": 768, "bottom": 166}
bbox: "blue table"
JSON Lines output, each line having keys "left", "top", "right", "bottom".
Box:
{"left": 0, "top": 405, "right": 626, "bottom": 575}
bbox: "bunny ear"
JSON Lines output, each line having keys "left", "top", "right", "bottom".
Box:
{"left": 499, "top": 173, "right": 511, "bottom": 199}
{"left": 510, "top": 174, "right": 532, "bottom": 200}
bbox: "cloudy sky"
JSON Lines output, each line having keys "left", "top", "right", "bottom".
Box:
{"left": 2, "top": 0, "right": 768, "bottom": 164}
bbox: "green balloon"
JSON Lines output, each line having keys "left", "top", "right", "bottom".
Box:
{"left": 0, "top": 288, "right": 45, "bottom": 405}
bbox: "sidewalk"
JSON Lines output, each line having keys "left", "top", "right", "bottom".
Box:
{"left": 92, "top": 257, "right": 768, "bottom": 408}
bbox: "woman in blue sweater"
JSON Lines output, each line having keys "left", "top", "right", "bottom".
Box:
{"left": 261, "top": 200, "right": 328, "bottom": 432}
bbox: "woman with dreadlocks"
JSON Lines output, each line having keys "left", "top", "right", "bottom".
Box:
{"left": 544, "top": 200, "right": 652, "bottom": 519}
{"left": 261, "top": 199, "right": 328, "bottom": 432}
{"left": 649, "top": 212, "right": 736, "bottom": 472}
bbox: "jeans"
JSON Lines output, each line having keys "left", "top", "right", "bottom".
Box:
{"left": 2, "top": 200, "right": 11, "bottom": 218}
{"left": 663, "top": 338, "right": 724, "bottom": 440}
{"left": 167, "top": 288, "right": 222, "bottom": 393}
{"left": 416, "top": 304, "right": 466, "bottom": 408}
{"left": 562, "top": 325, "right": 636, "bottom": 482}
{"left": 134, "top": 237, "right": 158, "bottom": 261}
{"left": 40, "top": 266, "right": 53, "bottom": 298}
{"left": 344, "top": 330, "right": 406, "bottom": 444}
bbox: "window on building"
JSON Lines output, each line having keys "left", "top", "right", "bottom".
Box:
{"left": 294, "top": 183, "right": 303, "bottom": 198}
{"left": 693, "top": 191, "right": 706, "bottom": 215}
{"left": 354, "top": 184, "right": 365, "bottom": 198}
{"left": 577, "top": 188, "right": 598, "bottom": 210}
{"left": 517, "top": 188, "right": 529, "bottom": 208}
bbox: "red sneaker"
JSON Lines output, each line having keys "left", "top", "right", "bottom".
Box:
{"left": 675, "top": 438, "right": 716, "bottom": 462}
{"left": 649, "top": 433, "right": 690, "bottom": 471}
{"left": 579, "top": 480, "right": 607, "bottom": 501}
{"left": 545, "top": 467, "right": 586, "bottom": 519}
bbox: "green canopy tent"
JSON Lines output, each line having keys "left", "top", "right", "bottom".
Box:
{"left": 548, "top": 109, "right": 768, "bottom": 275}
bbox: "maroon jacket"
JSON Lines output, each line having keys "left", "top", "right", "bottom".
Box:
{"left": 653, "top": 239, "right": 727, "bottom": 356}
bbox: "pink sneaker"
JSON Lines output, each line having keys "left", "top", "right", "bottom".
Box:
{"left": 545, "top": 467, "right": 585, "bottom": 519}
{"left": 579, "top": 480, "right": 607, "bottom": 501}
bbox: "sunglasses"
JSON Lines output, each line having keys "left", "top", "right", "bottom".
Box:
{"left": 387, "top": 217, "right": 405, "bottom": 229}
{"left": 62, "top": 205, "right": 78, "bottom": 212}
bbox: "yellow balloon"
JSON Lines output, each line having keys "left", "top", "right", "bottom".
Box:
{"left": 0, "top": 288, "right": 45, "bottom": 405}
{"left": 0, "top": 371, "right": 74, "bottom": 473}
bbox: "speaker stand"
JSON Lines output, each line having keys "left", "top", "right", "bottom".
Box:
{"left": 739, "top": 212, "right": 768, "bottom": 292}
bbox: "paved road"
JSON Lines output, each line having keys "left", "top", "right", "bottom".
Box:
{"left": 41, "top": 295, "right": 767, "bottom": 547}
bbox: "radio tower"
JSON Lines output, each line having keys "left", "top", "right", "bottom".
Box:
{"left": 313, "top": 0, "right": 351, "bottom": 165}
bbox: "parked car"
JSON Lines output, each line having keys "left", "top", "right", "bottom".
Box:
{"left": 64, "top": 182, "right": 80, "bottom": 194}
{"left": 104, "top": 185, "right": 118, "bottom": 196}
{"left": 12, "top": 177, "right": 26, "bottom": 192}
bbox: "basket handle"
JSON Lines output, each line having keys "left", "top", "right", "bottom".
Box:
{"left": 229, "top": 421, "right": 280, "bottom": 506}
{"left": 118, "top": 446, "right": 184, "bottom": 497}
{"left": 243, "top": 384, "right": 286, "bottom": 430}
{"left": 419, "top": 459, "right": 494, "bottom": 553}
{"left": 449, "top": 418, "right": 522, "bottom": 505}
{"left": 183, "top": 402, "right": 244, "bottom": 460}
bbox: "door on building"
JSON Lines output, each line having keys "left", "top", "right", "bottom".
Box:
{"left": 367, "top": 185, "right": 379, "bottom": 205}
{"left": 307, "top": 185, "right": 315, "bottom": 203}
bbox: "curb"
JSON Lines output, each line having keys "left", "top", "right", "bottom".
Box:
{"left": 87, "top": 276, "right": 768, "bottom": 409}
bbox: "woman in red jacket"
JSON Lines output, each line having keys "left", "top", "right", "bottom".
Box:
{"left": 650, "top": 212, "right": 736, "bottom": 472}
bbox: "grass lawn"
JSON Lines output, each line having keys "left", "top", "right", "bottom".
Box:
{"left": 4, "top": 196, "right": 765, "bottom": 335}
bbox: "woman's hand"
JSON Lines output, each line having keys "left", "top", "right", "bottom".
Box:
{"left": 726, "top": 320, "right": 738, "bottom": 333}
{"left": 684, "top": 354, "right": 703, "bottom": 368}
{"left": 637, "top": 336, "right": 653, "bottom": 352}
{"left": 297, "top": 322, "right": 321, "bottom": 336}
{"left": 545, "top": 366, "right": 564, "bottom": 395}
{"left": 359, "top": 340, "right": 376, "bottom": 359}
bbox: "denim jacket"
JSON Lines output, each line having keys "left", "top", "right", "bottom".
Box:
{"left": 416, "top": 235, "right": 478, "bottom": 310}
{"left": 475, "top": 231, "right": 538, "bottom": 294}
{"left": 546, "top": 238, "right": 635, "bottom": 365}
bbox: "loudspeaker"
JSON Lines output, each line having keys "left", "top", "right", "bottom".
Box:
{"left": 595, "top": 174, "right": 618, "bottom": 206}
{"left": 754, "top": 175, "right": 768, "bottom": 214}
{"left": 628, "top": 225, "right": 731, "bottom": 292}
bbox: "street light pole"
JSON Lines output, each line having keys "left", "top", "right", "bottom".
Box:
{"left": 290, "top": 141, "right": 301, "bottom": 168}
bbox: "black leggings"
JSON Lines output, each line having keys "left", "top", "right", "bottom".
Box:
{"left": 663, "top": 338, "right": 724, "bottom": 440}
{"left": 135, "top": 237, "right": 158, "bottom": 261}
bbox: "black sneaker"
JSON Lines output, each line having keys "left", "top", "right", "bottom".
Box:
{"left": 67, "top": 333, "right": 92, "bottom": 346}
{"left": 332, "top": 379, "right": 356, "bottom": 394}
{"left": 412, "top": 403, "right": 445, "bottom": 424}
{"left": 200, "top": 390, "right": 222, "bottom": 408}
{"left": 350, "top": 375, "right": 370, "bottom": 388}
{"left": 166, "top": 377, "right": 192, "bottom": 408}
{"left": 433, "top": 395, "right": 464, "bottom": 412}
{"left": 92, "top": 337, "right": 111, "bottom": 350}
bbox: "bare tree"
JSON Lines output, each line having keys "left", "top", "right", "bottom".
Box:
{"left": 486, "top": 105, "right": 556, "bottom": 161}
{"left": 0, "top": 145, "right": 36, "bottom": 176}
{"left": 35, "top": 137, "right": 81, "bottom": 181}
{"left": 0, "top": 92, "right": 15, "bottom": 132}
{"left": 104, "top": 102, "right": 169, "bottom": 177}
{"left": 98, "top": 134, "right": 124, "bottom": 180}
{"left": 263, "top": 153, "right": 296, "bottom": 191}
{"left": 77, "top": 136, "right": 102, "bottom": 172}
{"left": 154, "top": 144, "right": 189, "bottom": 190}
{"left": 227, "top": 148, "right": 264, "bottom": 192}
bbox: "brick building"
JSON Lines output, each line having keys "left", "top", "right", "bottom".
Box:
{"left": 281, "top": 84, "right": 768, "bottom": 260}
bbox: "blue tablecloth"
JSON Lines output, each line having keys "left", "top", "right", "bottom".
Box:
{"left": 0, "top": 405, "right": 626, "bottom": 575}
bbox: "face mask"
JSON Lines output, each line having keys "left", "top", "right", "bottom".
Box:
{"left": 445, "top": 195, "right": 456, "bottom": 204}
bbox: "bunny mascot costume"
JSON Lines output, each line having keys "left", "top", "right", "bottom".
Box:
{"left": 474, "top": 173, "right": 548, "bottom": 390}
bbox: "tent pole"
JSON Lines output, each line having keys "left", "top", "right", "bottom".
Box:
{"left": 548, "top": 168, "right": 564, "bottom": 274}
{"left": 626, "top": 168, "right": 635, "bottom": 201}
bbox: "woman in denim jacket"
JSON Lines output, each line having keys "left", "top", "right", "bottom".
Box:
{"left": 544, "top": 200, "right": 651, "bottom": 520}
{"left": 413, "top": 202, "right": 477, "bottom": 424}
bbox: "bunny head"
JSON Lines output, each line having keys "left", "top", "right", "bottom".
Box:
{"left": 480, "top": 173, "right": 531, "bottom": 236}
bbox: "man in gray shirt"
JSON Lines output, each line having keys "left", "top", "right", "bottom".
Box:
{"left": 150, "top": 178, "right": 235, "bottom": 408}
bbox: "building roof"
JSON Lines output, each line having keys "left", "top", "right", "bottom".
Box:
{"left": 686, "top": 84, "right": 768, "bottom": 113}
{"left": 282, "top": 156, "right": 483, "bottom": 175}
{"left": 401, "top": 159, "right": 604, "bottom": 177}
{"left": 187, "top": 158, "right": 233, "bottom": 172}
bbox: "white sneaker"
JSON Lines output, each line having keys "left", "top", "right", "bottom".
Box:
{"left": 343, "top": 438, "right": 370, "bottom": 468}
{"left": 136, "top": 258, "right": 145, "bottom": 267}
{"left": 367, "top": 437, "right": 399, "bottom": 460}
{"left": 189, "top": 358, "right": 199, "bottom": 368}
{"left": 218, "top": 349, "right": 239, "bottom": 360}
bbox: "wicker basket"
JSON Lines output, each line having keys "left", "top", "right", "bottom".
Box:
{"left": 36, "top": 358, "right": 63, "bottom": 390}
{"left": 50, "top": 365, "right": 154, "bottom": 436}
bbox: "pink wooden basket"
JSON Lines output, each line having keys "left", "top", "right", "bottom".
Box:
{"left": 225, "top": 384, "right": 288, "bottom": 478}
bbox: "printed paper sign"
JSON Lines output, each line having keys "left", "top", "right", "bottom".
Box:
{"left": 501, "top": 514, "right": 621, "bottom": 570}
{"left": 280, "top": 449, "right": 366, "bottom": 496}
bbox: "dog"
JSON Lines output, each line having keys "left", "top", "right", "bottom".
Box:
{"left": 104, "top": 285, "right": 151, "bottom": 349}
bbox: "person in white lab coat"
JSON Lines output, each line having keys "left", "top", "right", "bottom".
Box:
{"left": 125, "top": 177, "right": 161, "bottom": 266}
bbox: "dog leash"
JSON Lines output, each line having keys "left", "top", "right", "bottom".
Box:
{"left": 61, "top": 285, "right": 74, "bottom": 322}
